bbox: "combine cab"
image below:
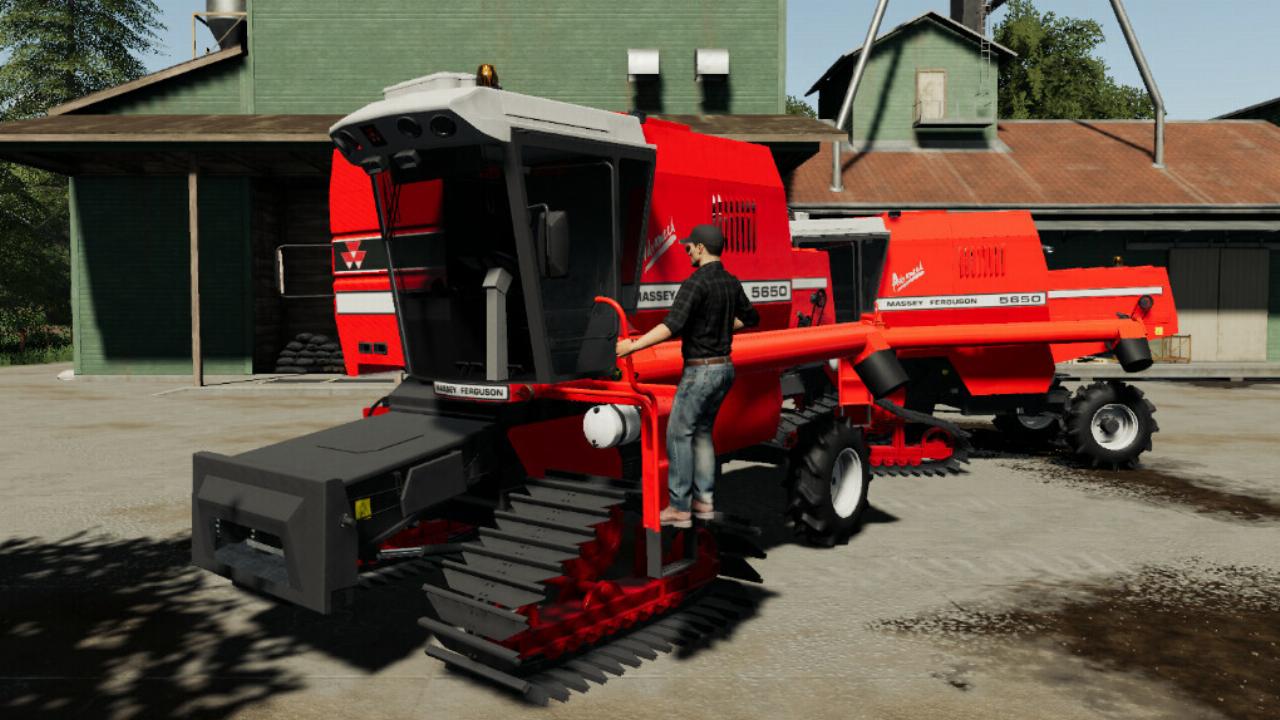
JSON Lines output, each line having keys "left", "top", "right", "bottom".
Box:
{"left": 192, "top": 69, "right": 1176, "bottom": 702}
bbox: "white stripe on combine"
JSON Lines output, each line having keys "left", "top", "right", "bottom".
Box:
{"left": 875, "top": 291, "right": 1047, "bottom": 311}
{"left": 335, "top": 292, "right": 395, "bottom": 315}
{"left": 791, "top": 277, "right": 828, "bottom": 290}
{"left": 1047, "top": 286, "right": 1164, "bottom": 299}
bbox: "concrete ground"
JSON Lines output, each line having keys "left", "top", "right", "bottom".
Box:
{"left": 2, "top": 362, "right": 1277, "bottom": 719}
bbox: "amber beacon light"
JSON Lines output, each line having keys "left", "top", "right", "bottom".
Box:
{"left": 476, "top": 64, "right": 501, "bottom": 88}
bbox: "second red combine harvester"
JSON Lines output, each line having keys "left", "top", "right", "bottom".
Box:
{"left": 193, "top": 69, "right": 1177, "bottom": 703}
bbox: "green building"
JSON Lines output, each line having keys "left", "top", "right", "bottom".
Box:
{"left": 0, "top": 0, "right": 826, "bottom": 377}
{"left": 806, "top": 11, "right": 1015, "bottom": 148}
{"left": 791, "top": 10, "right": 1280, "bottom": 365}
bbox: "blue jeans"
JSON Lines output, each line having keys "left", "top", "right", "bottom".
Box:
{"left": 666, "top": 362, "right": 735, "bottom": 512}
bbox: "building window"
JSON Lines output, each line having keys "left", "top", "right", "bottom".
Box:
{"left": 916, "top": 70, "right": 947, "bottom": 122}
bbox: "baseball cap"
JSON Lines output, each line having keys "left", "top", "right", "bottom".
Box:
{"left": 679, "top": 224, "right": 725, "bottom": 254}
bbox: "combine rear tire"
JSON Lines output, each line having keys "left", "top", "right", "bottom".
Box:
{"left": 787, "top": 418, "right": 871, "bottom": 547}
{"left": 992, "top": 411, "right": 1061, "bottom": 446}
{"left": 1064, "top": 381, "right": 1156, "bottom": 468}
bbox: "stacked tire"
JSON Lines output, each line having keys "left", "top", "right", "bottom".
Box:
{"left": 274, "top": 333, "right": 345, "bottom": 374}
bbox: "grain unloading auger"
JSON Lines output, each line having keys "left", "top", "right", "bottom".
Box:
{"left": 192, "top": 70, "right": 1177, "bottom": 703}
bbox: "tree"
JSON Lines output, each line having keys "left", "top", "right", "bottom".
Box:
{"left": 0, "top": 0, "right": 163, "bottom": 121}
{"left": 0, "top": 0, "right": 163, "bottom": 348}
{"left": 995, "top": 0, "right": 1153, "bottom": 120}
{"left": 786, "top": 94, "right": 817, "bottom": 119}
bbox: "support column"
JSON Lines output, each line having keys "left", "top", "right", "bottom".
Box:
{"left": 189, "top": 163, "right": 203, "bottom": 387}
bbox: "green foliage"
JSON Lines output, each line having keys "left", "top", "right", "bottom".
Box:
{"left": 0, "top": 0, "right": 163, "bottom": 355}
{"left": 0, "top": 0, "right": 163, "bottom": 121}
{"left": 0, "top": 344, "right": 73, "bottom": 367}
{"left": 995, "top": 0, "right": 1153, "bottom": 120}
{"left": 785, "top": 94, "right": 817, "bottom": 119}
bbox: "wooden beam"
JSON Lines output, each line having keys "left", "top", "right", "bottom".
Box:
{"left": 189, "top": 162, "right": 203, "bottom": 387}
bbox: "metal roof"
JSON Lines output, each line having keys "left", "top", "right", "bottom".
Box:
{"left": 788, "top": 120, "right": 1280, "bottom": 229}
{"left": 0, "top": 114, "right": 335, "bottom": 175}
{"left": 651, "top": 114, "right": 845, "bottom": 143}
{"left": 48, "top": 45, "right": 246, "bottom": 116}
{"left": 1215, "top": 95, "right": 1280, "bottom": 120}
{"left": 0, "top": 110, "right": 838, "bottom": 176}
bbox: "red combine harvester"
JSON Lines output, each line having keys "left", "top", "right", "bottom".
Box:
{"left": 193, "top": 70, "right": 1177, "bottom": 703}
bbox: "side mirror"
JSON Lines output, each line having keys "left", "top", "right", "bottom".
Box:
{"left": 531, "top": 205, "right": 570, "bottom": 278}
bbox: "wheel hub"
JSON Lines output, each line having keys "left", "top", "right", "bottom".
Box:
{"left": 1090, "top": 403, "right": 1139, "bottom": 450}
{"left": 830, "top": 447, "right": 864, "bottom": 519}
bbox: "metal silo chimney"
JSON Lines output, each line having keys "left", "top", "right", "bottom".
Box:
{"left": 950, "top": 0, "right": 986, "bottom": 34}
{"left": 205, "top": 0, "right": 246, "bottom": 50}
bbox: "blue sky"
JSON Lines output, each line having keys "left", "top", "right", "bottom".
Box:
{"left": 150, "top": 1, "right": 1277, "bottom": 119}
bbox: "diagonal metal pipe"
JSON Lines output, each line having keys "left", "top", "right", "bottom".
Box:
{"left": 1108, "top": 0, "right": 1166, "bottom": 167}
{"left": 831, "top": 0, "right": 891, "bottom": 192}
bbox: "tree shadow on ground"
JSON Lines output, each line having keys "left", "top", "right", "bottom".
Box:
{"left": 0, "top": 532, "right": 435, "bottom": 719}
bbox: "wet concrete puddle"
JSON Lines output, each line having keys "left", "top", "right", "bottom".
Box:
{"left": 874, "top": 562, "right": 1280, "bottom": 720}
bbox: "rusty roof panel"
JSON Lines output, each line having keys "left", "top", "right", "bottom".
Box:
{"left": 790, "top": 120, "right": 1280, "bottom": 208}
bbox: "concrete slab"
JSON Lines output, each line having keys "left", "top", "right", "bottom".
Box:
{"left": 1058, "top": 361, "right": 1280, "bottom": 381}
{"left": 1, "top": 364, "right": 1276, "bottom": 719}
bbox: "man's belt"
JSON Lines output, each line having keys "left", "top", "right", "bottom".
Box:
{"left": 685, "top": 355, "right": 731, "bottom": 367}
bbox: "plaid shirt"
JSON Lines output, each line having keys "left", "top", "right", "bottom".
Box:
{"left": 662, "top": 261, "right": 759, "bottom": 360}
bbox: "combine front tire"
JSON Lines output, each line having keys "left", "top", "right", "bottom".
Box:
{"left": 1064, "top": 381, "right": 1157, "bottom": 468}
{"left": 787, "top": 419, "right": 871, "bottom": 547}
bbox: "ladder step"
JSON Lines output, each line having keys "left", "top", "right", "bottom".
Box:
{"left": 507, "top": 497, "right": 611, "bottom": 528}
{"left": 422, "top": 584, "right": 530, "bottom": 641}
{"left": 522, "top": 484, "right": 624, "bottom": 510}
{"left": 424, "top": 644, "right": 544, "bottom": 705}
{"left": 440, "top": 559, "right": 548, "bottom": 609}
{"left": 528, "top": 476, "right": 633, "bottom": 500}
{"left": 418, "top": 617, "right": 523, "bottom": 670}
{"left": 461, "top": 551, "right": 564, "bottom": 584}
{"left": 493, "top": 512, "right": 596, "bottom": 546}
{"left": 478, "top": 528, "right": 581, "bottom": 563}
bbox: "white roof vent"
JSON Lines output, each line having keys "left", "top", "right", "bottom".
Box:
{"left": 383, "top": 72, "right": 477, "bottom": 100}
{"left": 628, "top": 49, "right": 660, "bottom": 81}
{"left": 695, "top": 48, "right": 729, "bottom": 81}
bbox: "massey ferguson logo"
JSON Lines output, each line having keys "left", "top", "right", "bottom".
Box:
{"left": 642, "top": 219, "right": 678, "bottom": 273}
{"left": 340, "top": 240, "right": 367, "bottom": 270}
{"left": 891, "top": 262, "right": 925, "bottom": 292}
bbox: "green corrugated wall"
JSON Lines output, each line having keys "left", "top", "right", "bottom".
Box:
{"left": 98, "top": 0, "right": 786, "bottom": 116}
{"left": 70, "top": 176, "right": 252, "bottom": 375}
{"left": 818, "top": 22, "right": 999, "bottom": 144}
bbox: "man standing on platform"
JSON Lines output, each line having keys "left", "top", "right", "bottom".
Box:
{"left": 616, "top": 224, "right": 759, "bottom": 527}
